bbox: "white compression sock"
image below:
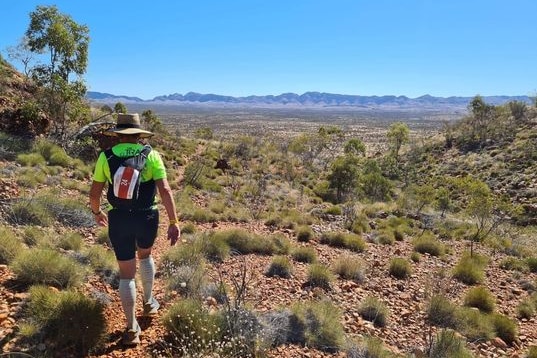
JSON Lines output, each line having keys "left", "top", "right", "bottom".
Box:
{"left": 118, "top": 278, "right": 137, "bottom": 330}
{"left": 139, "top": 256, "right": 155, "bottom": 303}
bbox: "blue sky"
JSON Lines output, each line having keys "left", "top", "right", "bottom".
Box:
{"left": 1, "top": 0, "right": 536, "bottom": 100}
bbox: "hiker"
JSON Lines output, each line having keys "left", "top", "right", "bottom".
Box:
{"left": 89, "top": 113, "right": 180, "bottom": 345}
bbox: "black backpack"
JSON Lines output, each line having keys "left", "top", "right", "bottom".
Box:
{"left": 104, "top": 145, "right": 156, "bottom": 210}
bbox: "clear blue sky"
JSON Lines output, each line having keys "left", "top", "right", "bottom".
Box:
{"left": 1, "top": 0, "right": 536, "bottom": 100}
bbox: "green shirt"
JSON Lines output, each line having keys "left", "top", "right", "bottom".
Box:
{"left": 92, "top": 143, "right": 167, "bottom": 184}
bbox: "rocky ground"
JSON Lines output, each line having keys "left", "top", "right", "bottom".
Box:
{"left": 1, "top": 209, "right": 536, "bottom": 357}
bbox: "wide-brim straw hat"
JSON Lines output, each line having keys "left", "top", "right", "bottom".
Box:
{"left": 104, "top": 113, "right": 154, "bottom": 138}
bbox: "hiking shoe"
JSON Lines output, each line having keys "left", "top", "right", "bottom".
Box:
{"left": 122, "top": 324, "right": 141, "bottom": 346}
{"left": 143, "top": 297, "right": 160, "bottom": 316}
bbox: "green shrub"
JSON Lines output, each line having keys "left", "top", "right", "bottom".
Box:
{"left": 388, "top": 257, "right": 412, "bottom": 279}
{"left": 325, "top": 205, "right": 342, "bottom": 215}
{"left": 307, "top": 264, "right": 334, "bottom": 290}
{"left": 0, "top": 226, "right": 24, "bottom": 264}
{"left": 22, "top": 225, "right": 49, "bottom": 247}
{"left": 26, "top": 285, "right": 106, "bottom": 355}
{"left": 16, "top": 169, "right": 47, "bottom": 187}
{"left": 456, "top": 308, "right": 494, "bottom": 342}
{"left": 319, "top": 231, "right": 366, "bottom": 252}
{"left": 95, "top": 227, "right": 111, "bottom": 247}
{"left": 453, "top": 254, "right": 487, "bottom": 285}
{"left": 291, "top": 300, "right": 345, "bottom": 353}
{"left": 210, "top": 229, "right": 278, "bottom": 255}
{"left": 48, "top": 149, "right": 73, "bottom": 167}
{"left": 291, "top": 247, "right": 318, "bottom": 263}
{"left": 296, "top": 225, "right": 314, "bottom": 242}
{"left": 358, "top": 296, "right": 389, "bottom": 327}
{"left": 16, "top": 152, "right": 46, "bottom": 166}
{"left": 463, "top": 286, "right": 495, "bottom": 313}
{"left": 516, "top": 299, "right": 535, "bottom": 319}
{"left": 346, "top": 336, "right": 392, "bottom": 358}
{"left": 426, "top": 294, "right": 459, "bottom": 328}
{"left": 197, "top": 232, "right": 231, "bottom": 262}
{"left": 11, "top": 249, "right": 85, "bottom": 288}
{"left": 320, "top": 231, "right": 346, "bottom": 247}
{"left": 181, "top": 222, "right": 197, "bottom": 234}
{"left": 429, "top": 329, "right": 474, "bottom": 358}
{"left": 57, "top": 232, "right": 83, "bottom": 251}
{"left": 377, "top": 231, "right": 395, "bottom": 245}
{"left": 162, "top": 298, "right": 220, "bottom": 354}
{"left": 84, "top": 245, "right": 117, "bottom": 273}
{"left": 332, "top": 255, "right": 366, "bottom": 282}
{"left": 413, "top": 234, "right": 445, "bottom": 256}
{"left": 266, "top": 256, "right": 293, "bottom": 278}
{"left": 410, "top": 252, "right": 421, "bottom": 262}
{"left": 500, "top": 256, "right": 529, "bottom": 272}
{"left": 491, "top": 313, "right": 518, "bottom": 344}
{"left": 8, "top": 200, "right": 52, "bottom": 226}
{"left": 526, "top": 257, "right": 537, "bottom": 273}
{"left": 160, "top": 244, "right": 207, "bottom": 298}
{"left": 271, "top": 233, "right": 292, "bottom": 255}
{"left": 345, "top": 234, "right": 367, "bottom": 253}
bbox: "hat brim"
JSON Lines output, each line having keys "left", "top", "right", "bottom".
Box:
{"left": 104, "top": 128, "right": 154, "bottom": 138}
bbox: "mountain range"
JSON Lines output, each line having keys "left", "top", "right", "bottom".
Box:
{"left": 86, "top": 91, "right": 532, "bottom": 112}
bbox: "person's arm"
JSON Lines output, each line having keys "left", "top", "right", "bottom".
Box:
{"left": 155, "top": 178, "right": 180, "bottom": 245}
{"left": 89, "top": 180, "right": 108, "bottom": 226}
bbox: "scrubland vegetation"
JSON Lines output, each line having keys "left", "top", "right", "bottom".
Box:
{"left": 1, "top": 8, "right": 537, "bottom": 356}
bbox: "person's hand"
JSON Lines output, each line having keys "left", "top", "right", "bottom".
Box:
{"left": 168, "top": 224, "right": 180, "bottom": 246}
{"left": 94, "top": 211, "right": 108, "bottom": 227}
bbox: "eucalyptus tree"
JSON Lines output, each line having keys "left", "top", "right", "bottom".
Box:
{"left": 25, "top": 5, "right": 90, "bottom": 140}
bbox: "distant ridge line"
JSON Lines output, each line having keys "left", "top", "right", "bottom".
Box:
{"left": 86, "top": 91, "right": 531, "bottom": 110}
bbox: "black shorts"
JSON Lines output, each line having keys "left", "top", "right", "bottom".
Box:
{"left": 108, "top": 208, "right": 159, "bottom": 261}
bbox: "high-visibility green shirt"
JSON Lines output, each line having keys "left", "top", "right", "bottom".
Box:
{"left": 92, "top": 143, "right": 167, "bottom": 184}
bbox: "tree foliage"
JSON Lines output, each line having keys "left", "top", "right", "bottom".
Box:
{"left": 25, "top": 5, "right": 90, "bottom": 140}
{"left": 387, "top": 122, "right": 409, "bottom": 159}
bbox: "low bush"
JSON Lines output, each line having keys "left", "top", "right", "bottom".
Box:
{"left": 427, "top": 294, "right": 459, "bottom": 328}
{"left": 8, "top": 199, "right": 52, "bottom": 226}
{"left": 0, "top": 226, "right": 24, "bottom": 264}
{"left": 456, "top": 307, "right": 494, "bottom": 342}
{"left": 162, "top": 298, "right": 221, "bottom": 355}
{"left": 429, "top": 329, "right": 474, "bottom": 358}
{"left": 491, "top": 313, "right": 518, "bottom": 344}
{"left": 16, "top": 152, "right": 46, "bottom": 166}
{"left": 410, "top": 252, "right": 421, "bottom": 262}
{"left": 22, "top": 225, "right": 49, "bottom": 247}
{"left": 463, "top": 286, "right": 496, "bottom": 313}
{"left": 266, "top": 256, "right": 293, "bottom": 278}
{"left": 290, "top": 300, "right": 345, "bottom": 353}
{"left": 296, "top": 225, "right": 314, "bottom": 242}
{"left": 291, "top": 247, "right": 317, "bottom": 263}
{"left": 516, "top": 299, "right": 535, "bottom": 319}
{"left": 306, "top": 264, "right": 334, "bottom": 290}
{"left": 346, "top": 336, "right": 392, "bottom": 358}
{"left": 413, "top": 233, "right": 445, "bottom": 256}
{"left": 527, "top": 257, "right": 537, "bottom": 273}
{"left": 388, "top": 257, "right": 412, "bottom": 279}
{"left": 12, "top": 249, "right": 85, "bottom": 288}
{"left": 376, "top": 231, "right": 395, "bottom": 245}
{"left": 319, "top": 232, "right": 366, "bottom": 252}
{"left": 57, "top": 232, "right": 83, "bottom": 251}
{"left": 332, "top": 255, "right": 366, "bottom": 282}
{"left": 500, "top": 256, "right": 529, "bottom": 272}
{"left": 358, "top": 296, "right": 389, "bottom": 327}
{"left": 453, "top": 253, "right": 488, "bottom": 285}
{"left": 25, "top": 285, "right": 106, "bottom": 355}
{"left": 197, "top": 232, "right": 231, "bottom": 262}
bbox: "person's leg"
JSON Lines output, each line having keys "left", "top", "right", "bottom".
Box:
{"left": 117, "top": 259, "right": 138, "bottom": 330}
{"left": 108, "top": 209, "right": 140, "bottom": 335}
{"left": 136, "top": 209, "right": 159, "bottom": 314}
{"left": 138, "top": 247, "right": 155, "bottom": 303}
